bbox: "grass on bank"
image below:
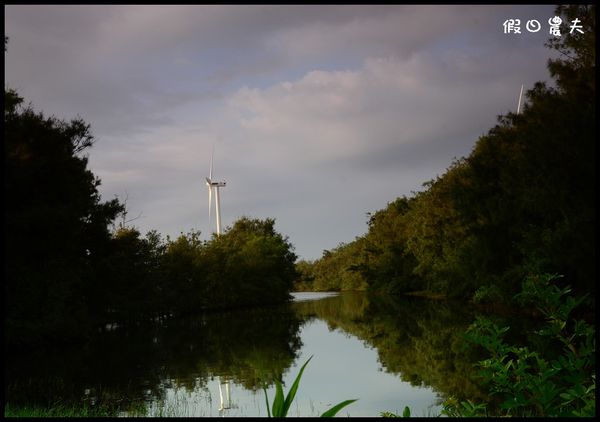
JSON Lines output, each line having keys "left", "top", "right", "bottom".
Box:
{"left": 4, "top": 402, "right": 121, "bottom": 417}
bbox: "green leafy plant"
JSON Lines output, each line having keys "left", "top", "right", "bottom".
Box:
{"left": 442, "top": 274, "right": 595, "bottom": 417}
{"left": 263, "top": 355, "right": 357, "bottom": 417}
{"left": 472, "top": 284, "right": 505, "bottom": 304}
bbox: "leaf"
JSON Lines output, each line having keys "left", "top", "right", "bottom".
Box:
{"left": 272, "top": 380, "right": 285, "bottom": 417}
{"left": 402, "top": 406, "right": 411, "bottom": 417}
{"left": 282, "top": 355, "right": 313, "bottom": 416}
{"left": 264, "top": 356, "right": 358, "bottom": 417}
{"left": 263, "top": 387, "right": 271, "bottom": 418}
{"left": 320, "top": 399, "right": 357, "bottom": 417}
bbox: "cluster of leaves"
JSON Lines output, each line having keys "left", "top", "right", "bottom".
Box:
{"left": 157, "top": 217, "right": 298, "bottom": 317}
{"left": 382, "top": 274, "right": 595, "bottom": 417}
{"left": 441, "top": 273, "right": 595, "bottom": 417}
{"left": 297, "top": 5, "right": 595, "bottom": 305}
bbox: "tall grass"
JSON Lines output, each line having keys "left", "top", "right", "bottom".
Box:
{"left": 4, "top": 402, "right": 120, "bottom": 417}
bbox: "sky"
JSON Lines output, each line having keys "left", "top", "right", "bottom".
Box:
{"left": 5, "top": 5, "right": 563, "bottom": 261}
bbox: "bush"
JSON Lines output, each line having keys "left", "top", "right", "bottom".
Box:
{"left": 442, "top": 274, "right": 595, "bottom": 417}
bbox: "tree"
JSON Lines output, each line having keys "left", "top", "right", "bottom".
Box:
{"left": 159, "top": 229, "right": 207, "bottom": 315}
{"left": 293, "top": 259, "right": 316, "bottom": 291}
{"left": 360, "top": 197, "right": 421, "bottom": 294}
{"left": 89, "top": 227, "right": 166, "bottom": 323}
{"left": 5, "top": 88, "right": 124, "bottom": 345}
{"left": 545, "top": 5, "right": 595, "bottom": 98}
{"left": 212, "top": 217, "right": 298, "bottom": 306}
{"left": 155, "top": 217, "right": 298, "bottom": 316}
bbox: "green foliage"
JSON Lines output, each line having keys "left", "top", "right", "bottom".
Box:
{"left": 5, "top": 87, "right": 124, "bottom": 345}
{"left": 440, "top": 399, "right": 488, "bottom": 417}
{"left": 472, "top": 284, "right": 504, "bottom": 305}
{"left": 293, "top": 259, "right": 317, "bottom": 291}
{"left": 379, "top": 406, "right": 419, "bottom": 417}
{"left": 217, "top": 217, "right": 298, "bottom": 305}
{"left": 265, "top": 356, "right": 312, "bottom": 417}
{"left": 320, "top": 400, "right": 358, "bottom": 417}
{"left": 88, "top": 227, "right": 166, "bottom": 323}
{"left": 404, "top": 163, "right": 480, "bottom": 298}
{"left": 263, "top": 356, "right": 357, "bottom": 417}
{"left": 4, "top": 402, "right": 122, "bottom": 417}
{"left": 361, "top": 197, "right": 422, "bottom": 294}
{"left": 310, "top": 240, "right": 368, "bottom": 291}
{"left": 442, "top": 274, "right": 595, "bottom": 417}
{"left": 545, "top": 5, "right": 595, "bottom": 95}
{"left": 140, "top": 217, "right": 298, "bottom": 318}
{"left": 380, "top": 411, "right": 398, "bottom": 417}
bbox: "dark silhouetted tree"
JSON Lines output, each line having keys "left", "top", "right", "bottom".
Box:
{"left": 5, "top": 88, "right": 124, "bottom": 344}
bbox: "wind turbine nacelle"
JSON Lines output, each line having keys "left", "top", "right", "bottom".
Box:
{"left": 214, "top": 181, "right": 226, "bottom": 187}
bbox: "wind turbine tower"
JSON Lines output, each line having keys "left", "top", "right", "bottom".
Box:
{"left": 205, "top": 149, "right": 226, "bottom": 236}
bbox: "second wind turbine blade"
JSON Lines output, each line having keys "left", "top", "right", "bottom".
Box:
{"left": 210, "top": 146, "right": 214, "bottom": 181}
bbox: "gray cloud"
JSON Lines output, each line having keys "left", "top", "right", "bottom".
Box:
{"left": 5, "top": 4, "right": 560, "bottom": 259}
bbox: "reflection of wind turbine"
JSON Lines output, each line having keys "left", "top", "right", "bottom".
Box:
{"left": 217, "top": 377, "right": 238, "bottom": 416}
{"left": 205, "top": 148, "right": 226, "bottom": 236}
{"left": 517, "top": 84, "right": 524, "bottom": 115}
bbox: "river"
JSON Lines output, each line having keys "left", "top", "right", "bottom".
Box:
{"left": 5, "top": 291, "right": 537, "bottom": 417}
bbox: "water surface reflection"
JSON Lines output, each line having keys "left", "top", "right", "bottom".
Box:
{"left": 6, "top": 292, "right": 533, "bottom": 416}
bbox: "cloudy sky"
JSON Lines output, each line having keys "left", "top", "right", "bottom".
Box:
{"left": 5, "top": 5, "right": 561, "bottom": 260}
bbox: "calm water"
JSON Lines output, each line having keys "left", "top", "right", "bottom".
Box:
{"left": 5, "top": 292, "right": 536, "bottom": 417}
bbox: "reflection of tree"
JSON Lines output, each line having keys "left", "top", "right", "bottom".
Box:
{"left": 5, "top": 305, "right": 303, "bottom": 413}
{"left": 6, "top": 293, "right": 541, "bottom": 413}
{"left": 294, "top": 292, "right": 535, "bottom": 404}
{"left": 366, "top": 297, "right": 487, "bottom": 402}
{"left": 292, "top": 292, "right": 370, "bottom": 330}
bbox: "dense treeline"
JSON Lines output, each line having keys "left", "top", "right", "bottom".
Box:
{"left": 5, "top": 68, "right": 297, "bottom": 346}
{"left": 88, "top": 218, "right": 297, "bottom": 327}
{"left": 295, "top": 5, "right": 595, "bottom": 306}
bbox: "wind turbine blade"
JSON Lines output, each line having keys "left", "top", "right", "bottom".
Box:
{"left": 210, "top": 146, "right": 214, "bottom": 180}
{"left": 517, "top": 84, "right": 524, "bottom": 114}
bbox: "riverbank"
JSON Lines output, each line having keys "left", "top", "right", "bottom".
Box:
{"left": 4, "top": 402, "right": 123, "bottom": 417}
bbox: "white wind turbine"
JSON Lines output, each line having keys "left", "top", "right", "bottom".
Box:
{"left": 205, "top": 148, "right": 226, "bottom": 236}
